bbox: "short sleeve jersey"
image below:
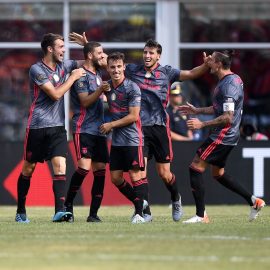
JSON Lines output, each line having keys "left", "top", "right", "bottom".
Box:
{"left": 105, "top": 78, "right": 143, "bottom": 146}
{"left": 210, "top": 74, "right": 244, "bottom": 145}
{"left": 28, "top": 60, "right": 77, "bottom": 129}
{"left": 125, "top": 63, "right": 180, "bottom": 126}
{"left": 71, "top": 68, "right": 104, "bottom": 136}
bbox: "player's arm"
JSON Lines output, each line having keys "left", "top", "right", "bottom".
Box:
{"left": 41, "top": 68, "right": 86, "bottom": 101}
{"left": 178, "top": 102, "right": 214, "bottom": 115}
{"left": 100, "top": 106, "right": 140, "bottom": 134}
{"left": 179, "top": 52, "right": 210, "bottom": 81}
{"left": 79, "top": 82, "right": 111, "bottom": 108}
{"left": 187, "top": 111, "right": 233, "bottom": 130}
{"left": 170, "top": 130, "right": 193, "bottom": 141}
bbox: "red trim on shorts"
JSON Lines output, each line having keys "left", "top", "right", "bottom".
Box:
{"left": 136, "top": 118, "right": 144, "bottom": 167}
{"left": 200, "top": 124, "right": 231, "bottom": 160}
{"left": 166, "top": 114, "right": 173, "bottom": 161}
{"left": 74, "top": 133, "right": 81, "bottom": 160}
{"left": 132, "top": 179, "right": 148, "bottom": 187}
{"left": 75, "top": 106, "right": 86, "bottom": 133}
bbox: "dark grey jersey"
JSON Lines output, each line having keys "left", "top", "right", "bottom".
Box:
{"left": 210, "top": 74, "right": 244, "bottom": 145}
{"left": 28, "top": 60, "right": 77, "bottom": 129}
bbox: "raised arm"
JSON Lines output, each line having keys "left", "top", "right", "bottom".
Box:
{"left": 69, "top": 32, "right": 88, "bottom": 46}
{"left": 179, "top": 52, "right": 210, "bottom": 81}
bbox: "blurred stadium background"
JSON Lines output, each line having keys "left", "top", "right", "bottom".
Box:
{"left": 0, "top": 0, "right": 269, "bottom": 206}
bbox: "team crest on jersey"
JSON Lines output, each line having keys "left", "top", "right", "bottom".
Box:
{"left": 82, "top": 147, "right": 87, "bottom": 154}
{"left": 53, "top": 74, "right": 60, "bottom": 83}
{"left": 155, "top": 71, "right": 160, "bottom": 78}
{"left": 78, "top": 82, "right": 85, "bottom": 89}
{"left": 36, "top": 73, "right": 46, "bottom": 82}
{"left": 111, "top": 93, "right": 116, "bottom": 101}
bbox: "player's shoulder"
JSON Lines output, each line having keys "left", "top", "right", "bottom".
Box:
{"left": 222, "top": 74, "right": 243, "bottom": 91}
{"left": 29, "top": 61, "right": 43, "bottom": 74}
{"left": 126, "top": 63, "right": 143, "bottom": 72}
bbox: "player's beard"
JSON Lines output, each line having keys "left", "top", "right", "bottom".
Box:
{"left": 93, "top": 57, "right": 101, "bottom": 70}
{"left": 52, "top": 52, "right": 62, "bottom": 63}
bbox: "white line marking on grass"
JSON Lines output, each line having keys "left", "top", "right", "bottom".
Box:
{"left": 230, "top": 256, "right": 270, "bottom": 263}
{"left": 96, "top": 254, "right": 219, "bottom": 262}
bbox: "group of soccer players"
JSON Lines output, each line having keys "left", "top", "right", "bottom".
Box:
{"left": 15, "top": 32, "right": 265, "bottom": 224}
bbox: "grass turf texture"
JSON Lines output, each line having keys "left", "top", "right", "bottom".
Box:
{"left": 0, "top": 205, "right": 269, "bottom": 270}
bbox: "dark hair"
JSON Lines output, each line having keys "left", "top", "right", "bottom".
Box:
{"left": 41, "top": 33, "right": 64, "bottom": 54}
{"left": 83, "top": 41, "right": 102, "bottom": 59}
{"left": 107, "top": 51, "right": 125, "bottom": 63}
{"left": 214, "top": 49, "right": 235, "bottom": 69}
{"left": 144, "top": 39, "right": 162, "bottom": 55}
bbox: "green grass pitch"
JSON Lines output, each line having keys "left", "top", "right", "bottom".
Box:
{"left": 0, "top": 205, "right": 269, "bottom": 270}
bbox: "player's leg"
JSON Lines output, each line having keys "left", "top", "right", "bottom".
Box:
{"left": 183, "top": 155, "right": 209, "bottom": 224}
{"left": 87, "top": 136, "right": 109, "bottom": 222}
{"left": 212, "top": 166, "right": 265, "bottom": 221}
{"left": 65, "top": 157, "right": 91, "bottom": 221}
{"left": 156, "top": 162, "right": 183, "bottom": 221}
{"left": 15, "top": 160, "right": 36, "bottom": 223}
{"left": 87, "top": 162, "right": 106, "bottom": 222}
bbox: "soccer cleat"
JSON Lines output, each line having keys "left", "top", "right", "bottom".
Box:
{"left": 249, "top": 198, "right": 266, "bottom": 221}
{"left": 143, "top": 213, "right": 153, "bottom": 222}
{"left": 131, "top": 214, "right": 145, "bottom": 224}
{"left": 15, "top": 213, "right": 30, "bottom": 223}
{"left": 183, "top": 212, "right": 210, "bottom": 224}
{"left": 87, "top": 215, "right": 102, "bottom": 223}
{"left": 171, "top": 196, "right": 184, "bottom": 222}
{"left": 52, "top": 211, "right": 73, "bottom": 222}
{"left": 64, "top": 204, "right": 74, "bottom": 222}
{"left": 131, "top": 200, "right": 152, "bottom": 222}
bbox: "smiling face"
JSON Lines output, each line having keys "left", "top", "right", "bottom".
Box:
{"left": 51, "top": 39, "right": 65, "bottom": 63}
{"left": 107, "top": 58, "right": 125, "bottom": 83}
{"left": 143, "top": 46, "right": 160, "bottom": 70}
{"left": 90, "top": 46, "right": 105, "bottom": 68}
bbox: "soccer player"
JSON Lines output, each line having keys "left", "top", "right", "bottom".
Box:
{"left": 178, "top": 50, "right": 265, "bottom": 223}
{"left": 124, "top": 40, "right": 210, "bottom": 222}
{"left": 69, "top": 32, "right": 210, "bottom": 222}
{"left": 100, "top": 52, "right": 146, "bottom": 224}
{"left": 64, "top": 42, "right": 111, "bottom": 222}
{"left": 15, "top": 33, "right": 86, "bottom": 223}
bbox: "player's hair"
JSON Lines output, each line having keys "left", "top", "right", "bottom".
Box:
{"left": 41, "top": 33, "right": 64, "bottom": 54}
{"left": 214, "top": 49, "right": 235, "bottom": 69}
{"left": 107, "top": 52, "right": 125, "bottom": 63}
{"left": 144, "top": 39, "right": 162, "bottom": 55}
{"left": 83, "top": 41, "right": 102, "bottom": 59}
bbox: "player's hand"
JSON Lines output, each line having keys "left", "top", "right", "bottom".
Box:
{"left": 178, "top": 102, "right": 197, "bottom": 115}
{"left": 100, "top": 53, "right": 108, "bottom": 67}
{"left": 100, "top": 122, "right": 113, "bottom": 134}
{"left": 203, "top": 51, "right": 212, "bottom": 66}
{"left": 100, "top": 81, "right": 111, "bottom": 92}
{"left": 69, "top": 32, "right": 88, "bottom": 46}
{"left": 71, "top": 68, "right": 86, "bottom": 80}
{"left": 187, "top": 118, "right": 203, "bottom": 130}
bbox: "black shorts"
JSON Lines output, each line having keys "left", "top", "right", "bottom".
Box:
{"left": 110, "top": 145, "right": 145, "bottom": 172}
{"left": 73, "top": 133, "right": 109, "bottom": 163}
{"left": 196, "top": 137, "right": 234, "bottom": 168}
{"left": 24, "top": 126, "right": 67, "bottom": 163}
{"left": 143, "top": 125, "right": 173, "bottom": 163}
